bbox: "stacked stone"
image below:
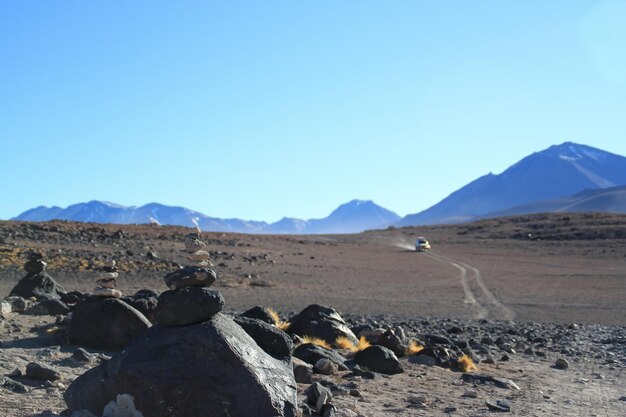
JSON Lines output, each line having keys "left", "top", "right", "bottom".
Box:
{"left": 93, "top": 261, "right": 123, "bottom": 299}
{"left": 153, "top": 236, "right": 224, "bottom": 326}
{"left": 183, "top": 232, "right": 212, "bottom": 267}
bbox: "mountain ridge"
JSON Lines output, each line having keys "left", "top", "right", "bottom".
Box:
{"left": 13, "top": 199, "right": 400, "bottom": 235}
{"left": 396, "top": 142, "right": 626, "bottom": 226}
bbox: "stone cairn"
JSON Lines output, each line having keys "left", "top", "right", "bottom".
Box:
{"left": 93, "top": 260, "right": 123, "bottom": 299}
{"left": 24, "top": 252, "right": 47, "bottom": 275}
{"left": 153, "top": 233, "right": 221, "bottom": 326}
{"left": 183, "top": 232, "right": 212, "bottom": 267}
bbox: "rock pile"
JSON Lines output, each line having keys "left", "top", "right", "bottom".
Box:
{"left": 183, "top": 232, "right": 211, "bottom": 267}
{"left": 92, "top": 261, "right": 122, "bottom": 299}
{"left": 65, "top": 234, "right": 298, "bottom": 417}
{"left": 68, "top": 260, "right": 151, "bottom": 351}
{"left": 9, "top": 253, "right": 66, "bottom": 301}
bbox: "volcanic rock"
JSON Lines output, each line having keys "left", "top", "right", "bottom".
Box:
{"left": 306, "top": 382, "right": 332, "bottom": 414}
{"left": 64, "top": 313, "right": 298, "bottom": 417}
{"left": 68, "top": 297, "right": 151, "bottom": 351}
{"left": 154, "top": 286, "right": 224, "bottom": 326}
{"left": 25, "top": 362, "right": 60, "bottom": 381}
{"left": 25, "top": 298, "right": 70, "bottom": 316}
{"left": 354, "top": 345, "right": 404, "bottom": 375}
{"left": 122, "top": 290, "right": 159, "bottom": 322}
{"left": 9, "top": 272, "right": 66, "bottom": 301}
{"left": 314, "top": 358, "right": 338, "bottom": 375}
{"left": 293, "top": 343, "right": 348, "bottom": 370}
{"left": 554, "top": 358, "right": 570, "bottom": 370}
{"left": 461, "top": 373, "right": 520, "bottom": 390}
{"left": 2, "top": 296, "right": 29, "bottom": 313}
{"left": 240, "top": 305, "right": 276, "bottom": 325}
{"left": 287, "top": 304, "right": 358, "bottom": 346}
{"left": 292, "top": 357, "right": 314, "bottom": 383}
{"left": 377, "top": 328, "right": 406, "bottom": 357}
{"left": 92, "top": 287, "right": 123, "bottom": 298}
{"left": 232, "top": 316, "right": 292, "bottom": 361}
{"left": 163, "top": 266, "right": 216, "bottom": 289}
{"left": 24, "top": 259, "right": 47, "bottom": 274}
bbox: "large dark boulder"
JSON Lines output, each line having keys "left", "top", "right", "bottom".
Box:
{"left": 287, "top": 304, "right": 357, "bottom": 346}
{"left": 64, "top": 313, "right": 298, "bottom": 417}
{"left": 293, "top": 343, "right": 348, "bottom": 371}
{"left": 232, "top": 316, "right": 293, "bottom": 361}
{"left": 354, "top": 346, "right": 404, "bottom": 375}
{"left": 68, "top": 297, "right": 151, "bottom": 351}
{"left": 9, "top": 273, "right": 66, "bottom": 301}
{"left": 240, "top": 306, "right": 275, "bottom": 324}
{"left": 153, "top": 287, "right": 224, "bottom": 326}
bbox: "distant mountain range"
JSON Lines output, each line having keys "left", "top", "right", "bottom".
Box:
{"left": 13, "top": 199, "right": 401, "bottom": 234}
{"left": 12, "top": 142, "right": 626, "bottom": 233}
{"left": 396, "top": 142, "right": 626, "bottom": 226}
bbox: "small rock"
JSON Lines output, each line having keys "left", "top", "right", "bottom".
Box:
{"left": 163, "top": 266, "right": 216, "bottom": 289}
{"left": 349, "top": 389, "right": 364, "bottom": 398}
{"left": 463, "top": 389, "right": 479, "bottom": 398}
{"left": 92, "top": 288, "right": 123, "bottom": 298}
{"left": 72, "top": 348, "right": 94, "bottom": 363}
{"left": 482, "top": 355, "right": 496, "bottom": 364}
{"left": 3, "top": 296, "right": 29, "bottom": 312}
{"left": 0, "top": 376, "right": 29, "bottom": 393}
{"left": 485, "top": 399, "right": 510, "bottom": 412}
{"left": 354, "top": 346, "right": 404, "bottom": 375}
{"left": 293, "top": 357, "right": 314, "bottom": 383}
{"left": 26, "top": 362, "right": 60, "bottom": 381}
{"left": 26, "top": 299, "right": 71, "bottom": 315}
{"left": 0, "top": 300, "right": 11, "bottom": 317}
{"left": 306, "top": 382, "right": 333, "bottom": 414}
{"left": 314, "top": 358, "right": 338, "bottom": 375}
{"left": 24, "top": 259, "right": 47, "bottom": 274}
{"left": 8, "top": 368, "right": 22, "bottom": 378}
{"left": 554, "top": 358, "right": 569, "bottom": 370}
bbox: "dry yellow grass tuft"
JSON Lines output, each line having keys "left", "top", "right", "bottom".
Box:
{"left": 267, "top": 307, "right": 291, "bottom": 331}
{"left": 335, "top": 336, "right": 358, "bottom": 352}
{"left": 406, "top": 340, "right": 424, "bottom": 355}
{"left": 301, "top": 335, "right": 332, "bottom": 350}
{"left": 458, "top": 354, "right": 478, "bottom": 372}
{"left": 357, "top": 336, "right": 371, "bottom": 351}
{"left": 335, "top": 335, "right": 371, "bottom": 352}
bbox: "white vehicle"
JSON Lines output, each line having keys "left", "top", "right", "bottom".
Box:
{"left": 415, "top": 237, "right": 431, "bottom": 252}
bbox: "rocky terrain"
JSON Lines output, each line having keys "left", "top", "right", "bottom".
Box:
{"left": 0, "top": 212, "right": 625, "bottom": 416}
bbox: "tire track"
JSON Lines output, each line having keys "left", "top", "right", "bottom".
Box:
{"left": 428, "top": 252, "right": 514, "bottom": 320}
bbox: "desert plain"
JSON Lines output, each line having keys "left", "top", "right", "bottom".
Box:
{"left": 0, "top": 212, "right": 624, "bottom": 416}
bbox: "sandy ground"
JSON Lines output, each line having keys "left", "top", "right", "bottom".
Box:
{"left": 2, "top": 213, "right": 625, "bottom": 325}
{"left": 0, "top": 214, "right": 625, "bottom": 416}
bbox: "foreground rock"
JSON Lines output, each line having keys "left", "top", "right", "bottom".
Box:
{"left": 154, "top": 286, "right": 224, "bottom": 326}
{"left": 287, "top": 304, "right": 358, "bottom": 346}
{"left": 354, "top": 345, "right": 404, "bottom": 375}
{"left": 68, "top": 297, "right": 151, "bottom": 350}
{"left": 64, "top": 313, "right": 298, "bottom": 417}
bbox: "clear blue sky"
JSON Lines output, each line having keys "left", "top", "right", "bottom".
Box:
{"left": 1, "top": 1, "right": 625, "bottom": 221}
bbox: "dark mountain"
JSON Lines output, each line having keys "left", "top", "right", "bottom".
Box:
{"left": 13, "top": 199, "right": 399, "bottom": 235}
{"left": 397, "top": 142, "right": 626, "bottom": 226}
{"left": 479, "top": 185, "right": 626, "bottom": 219}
